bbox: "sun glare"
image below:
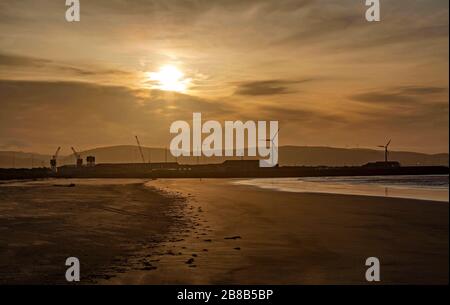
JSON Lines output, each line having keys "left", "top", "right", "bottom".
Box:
{"left": 147, "top": 65, "right": 190, "bottom": 93}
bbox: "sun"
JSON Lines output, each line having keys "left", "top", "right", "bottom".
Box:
{"left": 147, "top": 65, "right": 190, "bottom": 93}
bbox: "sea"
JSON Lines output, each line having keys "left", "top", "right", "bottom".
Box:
{"left": 235, "top": 175, "right": 449, "bottom": 202}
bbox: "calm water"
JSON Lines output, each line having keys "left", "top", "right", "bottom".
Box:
{"left": 236, "top": 175, "right": 449, "bottom": 202}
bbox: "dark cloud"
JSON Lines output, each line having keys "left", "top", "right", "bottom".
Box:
{"left": 351, "top": 92, "right": 417, "bottom": 105}
{"left": 0, "top": 53, "right": 51, "bottom": 68}
{"left": 0, "top": 79, "right": 234, "bottom": 152}
{"left": 0, "top": 79, "right": 231, "bottom": 119}
{"left": 350, "top": 85, "right": 449, "bottom": 130}
{"left": 351, "top": 86, "right": 448, "bottom": 105}
{"left": 395, "top": 86, "right": 447, "bottom": 96}
{"left": 258, "top": 105, "right": 348, "bottom": 124}
{"left": 234, "top": 79, "right": 312, "bottom": 96}
{"left": 0, "top": 53, "right": 129, "bottom": 77}
{"left": 356, "top": 99, "right": 449, "bottom": 128}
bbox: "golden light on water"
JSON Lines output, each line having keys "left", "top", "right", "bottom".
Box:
{"left": 147, "top": 65, "right": 190, "bottom": 93}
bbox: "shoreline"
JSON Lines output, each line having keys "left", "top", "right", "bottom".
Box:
{"left": 2, "top": 175, "right": 447, "bottom": 203}
{"left": 234, "top": 176, "right": 449, "bottom": 203}
{"left": 108, "top": 178, "right": 449, "bottom": 284}
{"left": 0, "top": 178, "right": 448, "bottom": 284}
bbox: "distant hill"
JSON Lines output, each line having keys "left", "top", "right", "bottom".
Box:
{"left": 1, "top": 145, "right": 447, "bottom": 169}
{"left": 0, "top": 151, "right": 49, "bottom": 169}
{"left": 279, "top": 146, "right": 449, "bottom": 167}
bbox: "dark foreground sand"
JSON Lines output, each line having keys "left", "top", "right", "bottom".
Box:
{"left": 0, "top": 179, "right": 188, "bottom": 284}
{"left": 0, "top": 178, "right": 448, "bottom": 284}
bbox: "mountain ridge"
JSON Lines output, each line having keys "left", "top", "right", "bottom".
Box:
{"left": 1, "top": 145, "right": 448, "bottom": 168}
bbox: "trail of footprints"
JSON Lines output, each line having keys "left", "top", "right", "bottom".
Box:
{"left": 90, "top": 189, "right": 241, "bottom": 282}
{"left": 136, "top": 196, "right": 242, "bottom": 271}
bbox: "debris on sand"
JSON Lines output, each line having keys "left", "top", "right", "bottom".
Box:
{"left": 185, "top": 258, "right": 195, "bottom": 265}
{"left": 224, "top": 236, "right": 242, "bottom": 240}
{"left": 91, "top": 274, "right": 113, "bottom": 280}
{"left": 141, "top": 266, "right": 157, "bottom": 271}
{"left": 53, "top": 183, "right": 76, "bottom": 188}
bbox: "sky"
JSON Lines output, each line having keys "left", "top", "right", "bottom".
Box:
{"left": 0, "top": 0, "right": 448, "bottom": 155}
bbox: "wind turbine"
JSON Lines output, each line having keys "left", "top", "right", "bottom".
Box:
{"left": 378, "top": 139, "right": 391, "bottom": 163}
{"left": 260, "top": 128, "right": 280, "bottom": 166}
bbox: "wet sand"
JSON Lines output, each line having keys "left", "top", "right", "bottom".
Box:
{"left": 0, "top": 178, "right": 448, "bottom": 284}
{"left": 0, "top": 179, "right": 188, "bottom": 284}
{"left": 108, "top": 179, "right": 448, "bottom": 284}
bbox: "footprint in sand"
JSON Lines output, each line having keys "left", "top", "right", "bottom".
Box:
{"left": 141, "top": 261, "right": 158, "bottom": 271}
{"left": 185, "top": 258, "right": 195, "bottom": 265}
{"left": 224, "top": 236, "right": 242, "bottom": 240}
{"left": 141, "top": 266, "right": 157, "bottom": 271}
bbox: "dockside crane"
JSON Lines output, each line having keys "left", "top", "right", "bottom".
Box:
{"left": 50, "top": 147, "right": 61, "bottom": 172}
{"left": 71, "top": 147, "right": 83, "bottom": 167}
{"left": 135, "top": 136, "right": 146, "bottom": 163}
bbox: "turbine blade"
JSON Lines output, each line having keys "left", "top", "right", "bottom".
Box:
{"left": 271, "top": 128, "right": 280, "bottom": 140}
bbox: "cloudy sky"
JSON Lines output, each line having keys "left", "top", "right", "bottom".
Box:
{"left": 0, "top": 0, "right": 448, "bottom": 155}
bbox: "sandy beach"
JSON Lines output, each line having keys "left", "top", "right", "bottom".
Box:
{"left": 111, "top": 178, "right": 448, "bottom": 284}
{"left": 0, "top": 178, "right": 448, "bottom": 284}
{"left": 0, "top": 179, "right": 188, "bottom": 284}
